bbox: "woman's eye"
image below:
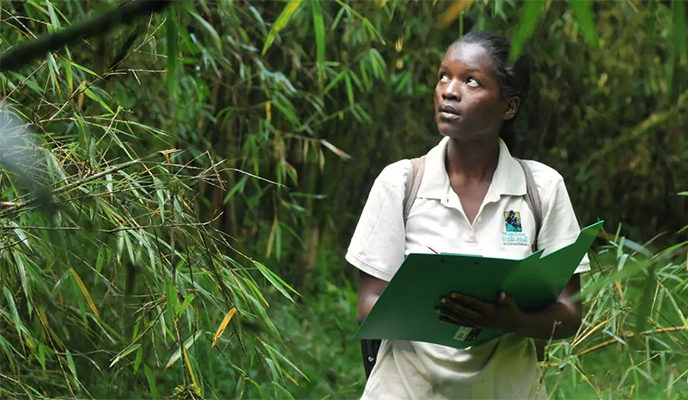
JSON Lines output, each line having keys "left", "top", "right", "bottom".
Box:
{"left": 438, "top": 72, "right": 450, "bottom": 83}
{"left": 466, "top": 77, "right": 480, "bottom": 87}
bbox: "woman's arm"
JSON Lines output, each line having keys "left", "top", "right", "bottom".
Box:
{"left": 357, "top": 271, "right": 388, "bottom": 323}
{"left": 437, "top": 274, "right": 582, "bottom": 340}
{"left": 512, "top": 274, "right": 581, "bottom": 339}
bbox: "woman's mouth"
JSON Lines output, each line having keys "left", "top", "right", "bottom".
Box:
{"left": 438, "top": 105, "right": 461, "bottom": 120}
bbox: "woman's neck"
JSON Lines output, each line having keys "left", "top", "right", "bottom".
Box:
{"left": 445, "top": 136, "right": 500, "bottom": 183}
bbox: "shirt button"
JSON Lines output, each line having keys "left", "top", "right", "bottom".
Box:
{"left": 476, "top": 216, "right": 482, "bottom": 223}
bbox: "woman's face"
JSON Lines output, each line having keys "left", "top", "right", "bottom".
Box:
{"left": 434, "top": 42, "right": 516, "bottom": 141}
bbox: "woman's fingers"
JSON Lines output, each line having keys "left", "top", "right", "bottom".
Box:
{"left": 449, "top": 293, "right": 491, "bottom": 314}
{"left": 440, "top": 294, "right": 488, "bottom": 318}
{"left": 436, "top": 302, "right": 481, "bottom": 323}
{"left": 439, "top": 315, "right": 475, "bottom": 327}
{"left": 436, "top": 308, "right": 475, "bottom": 327}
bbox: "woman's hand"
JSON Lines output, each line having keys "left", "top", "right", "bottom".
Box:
{"left": 436, "top": 292, "right": 524, "bottom": 332}
{"left": 436, "top": 275, "right": 584, "bottom": 339}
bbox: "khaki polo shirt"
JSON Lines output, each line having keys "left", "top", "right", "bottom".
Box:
{"left": 346, "top": 137, "right": 589, "bottom": 399}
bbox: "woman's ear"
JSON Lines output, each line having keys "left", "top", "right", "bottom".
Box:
{"left": 503, "top": 96, "right": 520, "bottom": 121}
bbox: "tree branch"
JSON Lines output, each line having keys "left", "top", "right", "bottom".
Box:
{"left": 0, "top": 0, "right": 171, "bottom": 72}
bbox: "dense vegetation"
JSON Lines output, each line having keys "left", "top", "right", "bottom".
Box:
{"left": 0, "top": 0, "right": 687, "bottom": 398}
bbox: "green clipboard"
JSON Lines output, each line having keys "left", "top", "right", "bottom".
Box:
{"left": 354, "top": 221, "right": 604, "bottom": 349}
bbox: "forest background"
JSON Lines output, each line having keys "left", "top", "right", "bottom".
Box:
{"left": 0, "top": 0, "right": 687, "bottom": 398}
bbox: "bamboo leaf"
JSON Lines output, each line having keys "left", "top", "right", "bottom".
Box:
{"left": 311, "top": 0, "right": 325, "bottom": 83}
{"left": 569, "top": 0, "right": 599, "bottom": 48}
{"left": 511, "top": 0, "right": 546, "bottom": 60}
{"left": 187, "top": 10, "right": 222, "bottom": 51}
{"left": 212, "top": 307, "right": 237, "bottom": 348}
{"left": 344, "top": 71, "right": 354, "bottom": 106}
{"left": 15, "top": 254, "right": 29, "bottom": 303}
{"left": 177, "top": 293, "right": 195, "bottom": 317}
{"left": 70, "top": 268, "right": 100, "bottom": 318}
{"left": 262, "top": 0, "right": 304, "bottom": 55}
{"left": 266, "top": 217, "right": 278, "bottom": 258}
{"left": 165, "top": 277, "right": 178, "bottom": 325}
{"left": 320, "top": 139, "right": 352, "bottom": 160}
{"left": 46, "top": 0, "right": 62, "bottom": 31}
{"left": 65, "top": 349, "right": 78, "bottom": 382}
{"left": 259, "top": 337, "right": 309, "bottom": 380}
{"left": 183, "top": 347, "right": 201, "bottom": 394}
{"left": 65, "top": 60, "right": 73, "bottom": 91}
{"left": 3, "top": 287, "right": 23, "bottom": 340}
{"left": 324, "top": 69, "right": 346, "bottom": 93}
{"left": 84, "top": 88, "right": 114, "bottom": 114}
{"left": 68, "top": 60, "right": 99, "bottom": 77}
{"left": 144, "top": 364, "right": 159, "bottom": 399}
{"left": 109, "top": 343, "right": 141, "bottom": 368}
{"left": 133, "top": 347, "right": 143, "bottom": 373}
{"left": 164, "top": 330, "right": 202, "bottom": 369}
{"left": 252, "top": 260, "right": 299, "bottom": 301}
{"left": 223, "top": 175, "right": 247, "bottom": 204}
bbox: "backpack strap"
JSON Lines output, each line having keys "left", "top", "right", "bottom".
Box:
{"left": 516, "top": 158, "right": 548, "bottom": 362}
{"left": 516, "top": 159, "right": 542, "bottom": 253}
{"left": 403, "top": 156, "right": 426, "bottom": 222}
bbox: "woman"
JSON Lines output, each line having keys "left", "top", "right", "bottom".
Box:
{"left": 346, "top": 31, "right": 589, "bottom": 399}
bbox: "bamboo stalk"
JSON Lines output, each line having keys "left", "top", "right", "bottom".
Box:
{"left": 545, "top": 326, "right": 688, "bottom": 367}
{"left": 571, "top": 317, "right": 612, "bottom": 349}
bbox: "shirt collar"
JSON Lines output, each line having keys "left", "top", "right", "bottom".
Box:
{"left": 416, "top": 137, "right": 526, "bottom": 201}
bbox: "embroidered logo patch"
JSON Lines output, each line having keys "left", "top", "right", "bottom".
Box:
{"left": 502, "top": 210, "right": 529, "bottom": 246}
{"left": 504, "top": 210, "right": 522, "bottom": 232}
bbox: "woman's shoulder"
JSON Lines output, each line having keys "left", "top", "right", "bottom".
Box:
{"left": 374, "top": 159, "right": 414, "bottom": 189}
{"left": 518, "top": 159, "right": 564, "bottom": 184}
{"left": 517, "top": 159, "right": 567, "bottom": 199}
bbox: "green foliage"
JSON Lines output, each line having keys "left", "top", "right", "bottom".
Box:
{"left": 0, "top": 1, "right": 301, "bottom": 398}
{"left": 1, "top": 0, "right": 687, "bottom": 398}
{"left": 544, "top": 231, "right": 688, "bottom": 397}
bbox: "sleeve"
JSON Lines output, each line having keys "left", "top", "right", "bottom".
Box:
{"left": 537, "top": 175, "right": 591, "bottom": 274}
{"left": 345, "top": 160, "right": 410, "bottom": 282}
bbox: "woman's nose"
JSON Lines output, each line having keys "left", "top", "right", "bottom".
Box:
{"left": 442, "top": 79, "right": 460, "bottom": 100}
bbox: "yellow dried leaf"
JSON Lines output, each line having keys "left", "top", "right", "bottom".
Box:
{"left": 159, "top": 148, "right": 180, "bottom": 156}
{"left": 212, "top": 307, "right": 237, "bottom": 348}
{"left": 70, "top": 268, "right": 100, "bottom": 318}
{"left": 159, "top": 148, "right": 180, "bottom": 164}
{"left": 435, "top": 0, "right": 475, "bottom": 30}
{"left": 183, "top": 347, "right": 201, "bottom": 393}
